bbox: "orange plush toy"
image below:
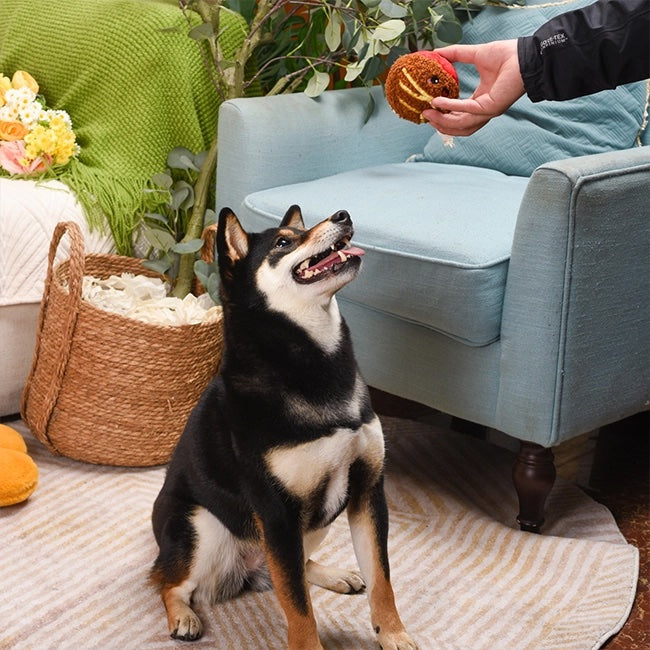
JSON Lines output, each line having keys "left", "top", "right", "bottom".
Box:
{"left": 385, "top": 50, "right": 459, "bottom": 124}
{"left": 0, "top": 423, "right": 38, "bottom": 506}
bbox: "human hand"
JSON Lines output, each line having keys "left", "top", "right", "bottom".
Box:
{"left": 421, "top": 40, "right": 525, "bottom": 136}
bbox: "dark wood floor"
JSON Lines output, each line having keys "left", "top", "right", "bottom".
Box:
{"left": 369, "top": 388, "right": 649, "bottom": 650}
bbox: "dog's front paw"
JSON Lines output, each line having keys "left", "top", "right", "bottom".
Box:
{"left": 305, "top": 560, "right": 365, "bottom": 594}
{"left": 376, "top": 628, "right": 418, "bottom": 650}
{"left": 326, "top": 567, "right": 365, "bottom": 594}
{"left": 169, "top": 609, "right": 203, "bottom": 642}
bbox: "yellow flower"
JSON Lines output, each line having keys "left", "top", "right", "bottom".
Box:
{"left": 0, "top": 75, "right": 11, "bottom": 107}
{"left": 0, "top": 120, "right": 29, "bottom": 141}
{"left": 24, "top": 114, "right": 77, "bottom": 166}
{"left": 11, "top": 70, "right": 38, "bottom": 94}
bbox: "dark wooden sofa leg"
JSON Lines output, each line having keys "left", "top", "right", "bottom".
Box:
{"left": 512, "top": 441, "right": 556, "bottom": 533}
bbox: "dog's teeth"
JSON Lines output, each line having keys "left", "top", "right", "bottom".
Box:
{"left": 299, "top": 259, "right": 310, "bottom": 271}
{"left": 338, "top": 250, "right": 348, "bottom": 262}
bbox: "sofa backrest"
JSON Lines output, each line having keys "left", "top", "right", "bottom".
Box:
{"left": 410, "top": 0, "right": 649, "bottom": 176}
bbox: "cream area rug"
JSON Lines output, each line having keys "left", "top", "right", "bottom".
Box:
{"left": 0, "top": 416, "right": 638, "bottom": 650}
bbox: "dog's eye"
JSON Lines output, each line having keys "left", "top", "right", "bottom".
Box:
{"left": 275, "top": 237, "right": 291, "bottom": 248}
{"left": 430, "top": 76, "right": 440, "bottom": 85}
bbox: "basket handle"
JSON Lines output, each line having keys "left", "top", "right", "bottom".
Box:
{"left": 21, "top": 221, "right": 87, "bottom": 444}
{"left": 47, "top": 220, "right": 87, "bottom": 302}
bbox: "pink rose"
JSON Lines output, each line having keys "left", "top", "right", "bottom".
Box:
{"left": 0, "top": 140, "right": 50, "bottom": 175}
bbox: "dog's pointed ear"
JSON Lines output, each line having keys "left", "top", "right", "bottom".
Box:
{"left": 217, "top": 208, "right": 249, "bottom": 277}
{"left": 280, "top": 204, "right": 305, "bottom": 230}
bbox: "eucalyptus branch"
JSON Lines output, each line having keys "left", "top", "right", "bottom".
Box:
{"left": 195, "top": 0, "right": 220, "bottom": 63}
{"left": 229, "top": 0, "right": 277, "bottom": 96}
{"left": 249, "top": 51, "right": 347, "bottom": 95}
{"left": 265, "top": 68, "right": 310, "bottom": 96}
{"left": 172, "top": 132, "right": 219, "bottom": 298}
{"left": 180, "top": 1, "right": 227, "bottom": 100}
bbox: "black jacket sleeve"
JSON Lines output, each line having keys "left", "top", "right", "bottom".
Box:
{"left": 517, "top": 0, "right": 650, "bottom": 102}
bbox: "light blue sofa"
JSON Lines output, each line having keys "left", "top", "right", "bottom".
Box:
{"left": 215, "top": 2, "right": 650, "bottom": 531}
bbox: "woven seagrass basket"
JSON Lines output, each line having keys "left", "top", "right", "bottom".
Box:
{"left": 21, "top": 221, "right": 223, "bottom": 466}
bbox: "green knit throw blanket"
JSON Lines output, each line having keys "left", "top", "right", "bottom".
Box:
{"left": 0, "top": 0, "right": 246, "bottom": 254}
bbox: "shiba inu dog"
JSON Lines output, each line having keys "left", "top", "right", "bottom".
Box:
{"left": 151, "top": 205, "right": 417, "bottom": 650}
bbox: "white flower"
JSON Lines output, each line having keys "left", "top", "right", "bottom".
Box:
{"left": 0, "top": 86, "right": 43, "bottom": 127}
{"left": 0, "top": 103, "right": 19, "bottom": 121}
{"left": 18, "top": 102, "right": 45, "bottom": 128}
{"left": 5, "top": 86, "right": 36, "bottom": 109}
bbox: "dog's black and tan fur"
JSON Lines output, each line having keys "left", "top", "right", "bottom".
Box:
{"left": 151, "top": 206, "right": 417, "bottom": 650}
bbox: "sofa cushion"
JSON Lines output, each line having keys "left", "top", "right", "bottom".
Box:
{"left": 241, "top": 162, "right": 529, "bottom": 346}
{"left": 411, "top": 0, "right": 650, "bottom": 176}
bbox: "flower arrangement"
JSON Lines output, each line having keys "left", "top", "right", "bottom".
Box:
{"left": 0, "top": 70, "right": 78, "bottom": 176}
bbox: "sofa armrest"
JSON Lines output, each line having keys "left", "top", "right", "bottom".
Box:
{"left": 216, "top": 86, "right": 428, "bottom": 212}
{"left": 496, "top": 146, "right": 650, "bottom": 445}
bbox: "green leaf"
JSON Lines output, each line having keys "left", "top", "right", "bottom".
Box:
{"left": 151, "top": 172, "right": 173, "bottom": 189}
{"left": 363, "top": 92, "right": 376, "bottom": 125}
{"left": 143, "top": 227, "right": 176, "bottom": 252}
{"left": 167, "top": 147, "right": 200, "bottom": 171}
{"left": 325, "top": 13, "right": 342, "bottom": 51}
{"left": 193, "top": 150, "right": 208, "bottom": 170}
{"left": 434, "top": 15, "right": 463, "bottom": 44}
{"left": 412, "top": 0, "right": 432, "bottom": 22}
{"left": 143, "top": 212, "right": 168, "bottom": 225}
{"left": 340, "top": 13, "right": 360, "bottom": 51}
{"left": 304, "top": 71, "right": 330, "bottom": 98}
{"left": 142, "top": 258, "right": 172, "bottom": 275}
{"left": 207, "top": 272, "right": 220, "bottom": 304}
{"left": 194, "top": 259, "right": 210, "bottom": 286}
{"left": 361, "top": 56, "right": 386, "bottom": 85}
{"left": 171, "top": 238, "right": 204, "bottom": 254}
{"left": 188, "top": 22, "right": 214, "bottom": 41}
{"left": 170, "top": 180, "right": 194, "bottom": 211}
{"left": 225, "top": 0, "right": 256, "bottom": 23}
{"left": 371, "top": 19, "right": 406, "bottom": 43}
{"left": 377, "top": 0, "right": 408, "bottom": 19}
{"left": 344, "top": 59, "right": 367, "bottom": 83}
{"left": 204, "top": 208, "right": 217, "bottom": 226}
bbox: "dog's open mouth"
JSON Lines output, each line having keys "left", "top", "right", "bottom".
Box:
{"left": 293, "top": 237, "right": 365, "bottom": 283}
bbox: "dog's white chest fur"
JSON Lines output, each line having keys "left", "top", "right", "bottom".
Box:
{"left": 264, "top": 416, "right": 385, "bottom": 522}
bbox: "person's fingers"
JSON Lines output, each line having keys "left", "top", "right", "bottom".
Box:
{"left": 430, "top": 96, "right": 485, "bottom": 114}
{"left": 421, "top": 109, "right": 491, "bottom": 136}
{"left": 431, "top": 44, "right": 480, "bottom": 66}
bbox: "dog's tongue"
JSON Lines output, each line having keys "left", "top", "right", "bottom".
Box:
{"left": 312, "top": 246, "right": 365, "bottom": 272}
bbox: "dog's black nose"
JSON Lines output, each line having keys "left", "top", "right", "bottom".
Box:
{"left": 331, "top": 210, "right": 351, "bottom": 223}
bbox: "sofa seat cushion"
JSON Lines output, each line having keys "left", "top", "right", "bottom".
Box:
{"left": 241, "top": 162, "right": 529, "bottom": 346}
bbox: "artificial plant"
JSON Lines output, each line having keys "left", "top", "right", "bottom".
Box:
{"left": 142, "top": 0, "right": 517, "bottom": 299}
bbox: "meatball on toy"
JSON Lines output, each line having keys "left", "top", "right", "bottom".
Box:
{"left": 385, "top": 50, "right": 459, "bottom": 124}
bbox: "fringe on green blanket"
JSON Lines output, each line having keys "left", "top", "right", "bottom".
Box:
{"left": 0, "top": 0, "right": 247, "bottom": 255}
{"left": 62, "top": 160, "right": 160, "bottom": 255}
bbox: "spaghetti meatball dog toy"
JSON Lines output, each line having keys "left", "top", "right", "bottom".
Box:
{"left": 385, "top": 50, "right": 459, "bottom": 124}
